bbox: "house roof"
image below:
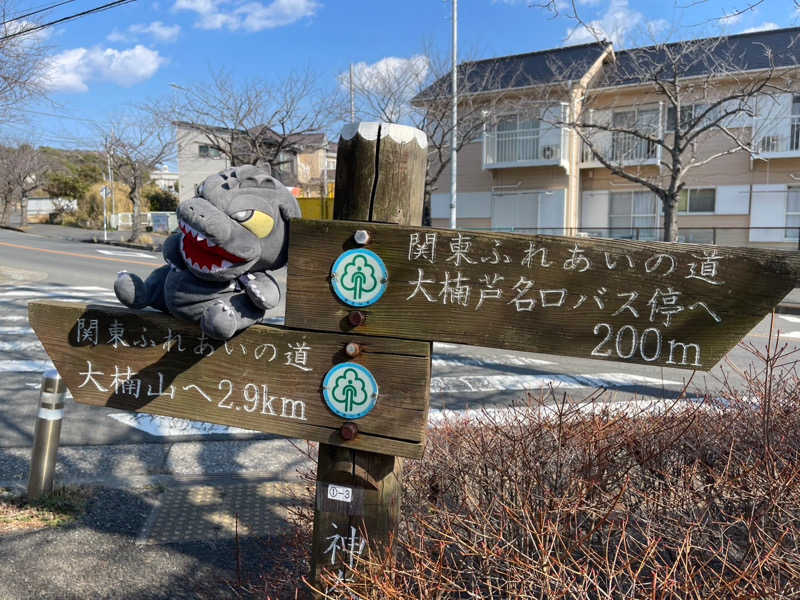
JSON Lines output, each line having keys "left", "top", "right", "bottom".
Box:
{"left": 600, "top": 26, "right": 800, "bottom": 88}
{"left": 415, "top": 26, "right": 800, "bottom": 100}
{"left": 176, "top": 121, "right": 329, "bottom": 152}
{"left": 415, "top": 41, "right": 610, "bottom": 100}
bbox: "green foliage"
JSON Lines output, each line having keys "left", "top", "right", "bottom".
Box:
{"left": 145, "top": 185, "right": 178, "bottom": 212}
{"left": 44, "top": 163, "right": 103, "bottom": 201}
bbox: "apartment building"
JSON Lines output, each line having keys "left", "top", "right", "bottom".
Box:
{"left": 175, "top": 121, "right": 333, "bottom": 202}
{"left": 424, "top": 27, "right": 800, "bottom": 249}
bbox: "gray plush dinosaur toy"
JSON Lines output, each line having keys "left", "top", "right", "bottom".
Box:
{"left": 114, "top": 164, "right": 301, "bottom": 340}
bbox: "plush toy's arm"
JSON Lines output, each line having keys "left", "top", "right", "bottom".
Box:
{"left": 162, "top": 232, "right": 185, "bottom": 269}
{"left": 238, "top": 271, "right": 280, "bottom": 311}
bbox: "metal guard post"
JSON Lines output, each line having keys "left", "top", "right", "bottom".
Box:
{"left": 28, "top": 369, "right": 66, "bottom": 500}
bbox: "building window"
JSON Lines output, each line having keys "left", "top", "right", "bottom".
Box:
{"left": 665, "top": 103, "right": 718, "bottom": 132}
{"left": 326, "top": 158, "right": 337, "bottom": 170}
{"left": 198, "top": 144, "right": 222, "bottom": 159}
{"left": 609, "top": 190, "right": 659, "bottom": 240}
{"left": 611, "top": 108, "right": 658, "bottom": 161}
{"left": 786, "top": 187, "right": 800, "bottom": 239}
{"left": 678, "top": 188, "right": 715, "bottom": 213}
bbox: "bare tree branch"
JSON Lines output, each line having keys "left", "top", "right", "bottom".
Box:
{"left": 165, "top": 66, "right": 342, "bottom": 186}
{"left": 554, "top": 33, "right": 800, "bottom": 241}
{"left": 97, "top": 104, "right": 175, "bottom": 243}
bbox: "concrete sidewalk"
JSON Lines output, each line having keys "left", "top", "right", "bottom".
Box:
{"left": 0, "top": 438, "right": 314, "bottom": 599}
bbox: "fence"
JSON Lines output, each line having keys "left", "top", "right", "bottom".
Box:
{"left": 113, "top": 212, "right": 177, "bottom": 232}
{"left": 475, "top": 226, "right": 800, "bottom": 250}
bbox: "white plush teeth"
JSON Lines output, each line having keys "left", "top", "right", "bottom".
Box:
{"left": 206, "top": 240, "right": 216, "bottom": 247}
{"left": 222, "top": 260, "right": 232, "bottom": 268}
{"left": 196, "top": 233, "right": 205, "bottom": 242}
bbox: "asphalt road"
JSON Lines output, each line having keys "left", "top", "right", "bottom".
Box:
{"left": 1, "top": 225, "right": 798, "bottom": 452}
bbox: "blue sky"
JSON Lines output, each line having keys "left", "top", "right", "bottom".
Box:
{"left": 8, "top": 0, "right": 800, "bottom": 152}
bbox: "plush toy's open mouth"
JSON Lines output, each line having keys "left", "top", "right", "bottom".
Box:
{"left": 179, "top": 221, "right": 248, "bottom": 273}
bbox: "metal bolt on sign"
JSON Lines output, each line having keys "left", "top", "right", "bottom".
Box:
{"left": 28, "top": 369, "right": 67, "bottom": 500}
{"left": 353, "top": 229, "right": 371, "bottom": 245}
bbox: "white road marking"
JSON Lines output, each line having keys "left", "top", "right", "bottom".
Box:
{"left": 0, "top": 360, "right": 54, "bottom": 372}
{"left": 108, "top": 413, "right": 253, "bottom": 436}
{"left": 0, "top": 315, "right": 26, "bottom": 321}
{"left": 0, "top": 340, "right": 43, "bottom": 352}
{"left": 96, "top": 249, "right": 161, "bottom": 260}
{"left": 428, "top": 399, "right": 716, "bottom": 426}
{"left": 432, "top": 355, "right": 555, "bottom": 369}
{"left": 431, "top": 372, "right": 684, "bottom": 394}
{"left": 575, "top": 373, "right": 684, "bottom": 387}
{"left": 0, "top": 290, "right": 117, "bottom": 298}
{"left": 780, "top": 331, "right": 800, "bottom": 338}
{"left": 0, "top": 327, "right": 34, "bottom": 335}
{"left": 778, "top": 315, "right": 800, "bottom": 323}
{"left": 430, "top": 374, "right": 580, "bottom": 393}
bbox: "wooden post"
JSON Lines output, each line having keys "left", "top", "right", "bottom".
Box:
{"left": 310, "top": 122, "right": 427, "bottom": 593}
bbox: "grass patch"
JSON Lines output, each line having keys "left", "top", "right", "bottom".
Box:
{"left": 0, "top": 486, "right": 92, "bottom": 533}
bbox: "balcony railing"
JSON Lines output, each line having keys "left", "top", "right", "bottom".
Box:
{"left": 581, "top": 133, "right": 659, "bottom": 167}
{"left": 469, "top": 226, "right": 800, "bottom": 250}
{"left": 752, "top": 115, "right": 800, "bottom": 157}
{"left": 483, "top": 125, "right": 568, "bottom": 169}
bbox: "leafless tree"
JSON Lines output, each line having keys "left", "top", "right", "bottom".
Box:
{"left": 166, "top": 67, "right": 341, "bottom": 184}
{"left": 0, "top": 142, "right": 48, "bottom": 226}
{"left": 0, "top": 0, "right": 48, "bottom": 121}
{"left": 353, "top": 46, "right": 532, "bottom": 224}
{"left": 552, "top": 34, "right": 800, "bottom": 241}
{"left": 98, "top": 106, "right": 175, "bottom": 242}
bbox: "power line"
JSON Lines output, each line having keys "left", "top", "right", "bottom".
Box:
{"left": 1, "top": 0, "right": 80, "bottom": 27}
{"left": 0, "top": 0, "right": 135, "bottom": 43}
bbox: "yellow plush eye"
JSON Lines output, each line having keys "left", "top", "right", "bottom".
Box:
{"left": 237, "top": 210, "right": 274, "bottom": 238}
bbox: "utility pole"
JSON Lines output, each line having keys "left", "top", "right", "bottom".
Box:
{"left": 107, "top": 133, "right": 116, "bottom": 229}
{"left": 450, "top": 0, "right": 458, "bottom": 229}
{"left": 349, "top": 63, "right": 356, "bottom": 122}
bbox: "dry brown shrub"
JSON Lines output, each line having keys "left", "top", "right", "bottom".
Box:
{"left": 315, "top": 318, "right": 800, "bottom": 599}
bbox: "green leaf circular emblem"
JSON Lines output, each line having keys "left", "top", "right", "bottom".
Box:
{"left": 322, "top": 362, "right": 379, "bottom": 420}
{"left": 330, "top": 249, "right": 388, "bottom": 307}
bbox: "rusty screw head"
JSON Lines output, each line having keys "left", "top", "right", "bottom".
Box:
{"left": 345, "top": 342, "right": 361, "bottom": 358}
{"left": 347, "top": 310, "right": 366, "bottom": 327}
{"left": 340, "top": 422, "right": 358, "bottom": 441}
{"left": 353, "top": 229, "right": 371, "bottom": 245}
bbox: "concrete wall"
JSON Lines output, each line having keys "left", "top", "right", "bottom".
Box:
{"left": 176, "top": 126, "right": 231, "bottom": 203}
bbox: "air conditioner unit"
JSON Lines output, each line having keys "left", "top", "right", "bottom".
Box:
{"left": 759, "top": 136, "right": 780, "bottom": 153}
{"left": 541, "top": 145, "right": 556, "bottom": 160}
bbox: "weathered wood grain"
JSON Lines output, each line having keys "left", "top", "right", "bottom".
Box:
{"left": 286, "top": 219, "right": 800, "bottom": 370}
{"left": 311, "top": 122, "right": 426, "bottom": 596}
{"left": 333, "top": 122, "right": 426, "bottom": 226}
{"left": 28, "top": 300, "right": 430, "bottom": 458}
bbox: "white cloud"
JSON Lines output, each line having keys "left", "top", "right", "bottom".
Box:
{"left": 741, "top": 22, "right": 780, "bottom": 34}
{"left": 719, "top": 12, "right": 742, "bottom": 26}
{"left": 175, "top": 0, "right": 318, "bottom": 32}
{"left": 41, "top": 45, "right": 166, "bottom": 93}
{"left": 131, "top": 21, "right": 181, "bottom": 41}
{"left": 347, "top": 55, "right": 430, "bottom": 91}
{"left": 107, "top": 20, "right": 181, "bottom": 43}
{"left": 564, "top": 0, "right": 667, "bottom": 47}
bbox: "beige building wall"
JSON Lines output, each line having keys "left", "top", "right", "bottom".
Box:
{"left": 176, "top": 126, "right": 231, "bottom": 203}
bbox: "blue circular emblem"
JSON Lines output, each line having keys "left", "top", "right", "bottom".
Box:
{"left": 322, "top": 362, "right": 379, "bottom": 420}
{"left": 330, "top": 249, "right": 388, "bottom": 307}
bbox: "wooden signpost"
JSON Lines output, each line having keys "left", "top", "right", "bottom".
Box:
{"left": 286, "top": 220, "right": 800, "bottom": 370}
{"left": 28, "top": 301, "right": 430, "bottom": 458}
{"left": 26, "top": 121, "right": 800, "bottom": 596}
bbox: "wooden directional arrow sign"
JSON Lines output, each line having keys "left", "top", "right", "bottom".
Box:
{"left": 285, "top": 219, "right": 800, "bottom": 370}
{"left": 28, "top": 301, "right": 430, "bottom": 458}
